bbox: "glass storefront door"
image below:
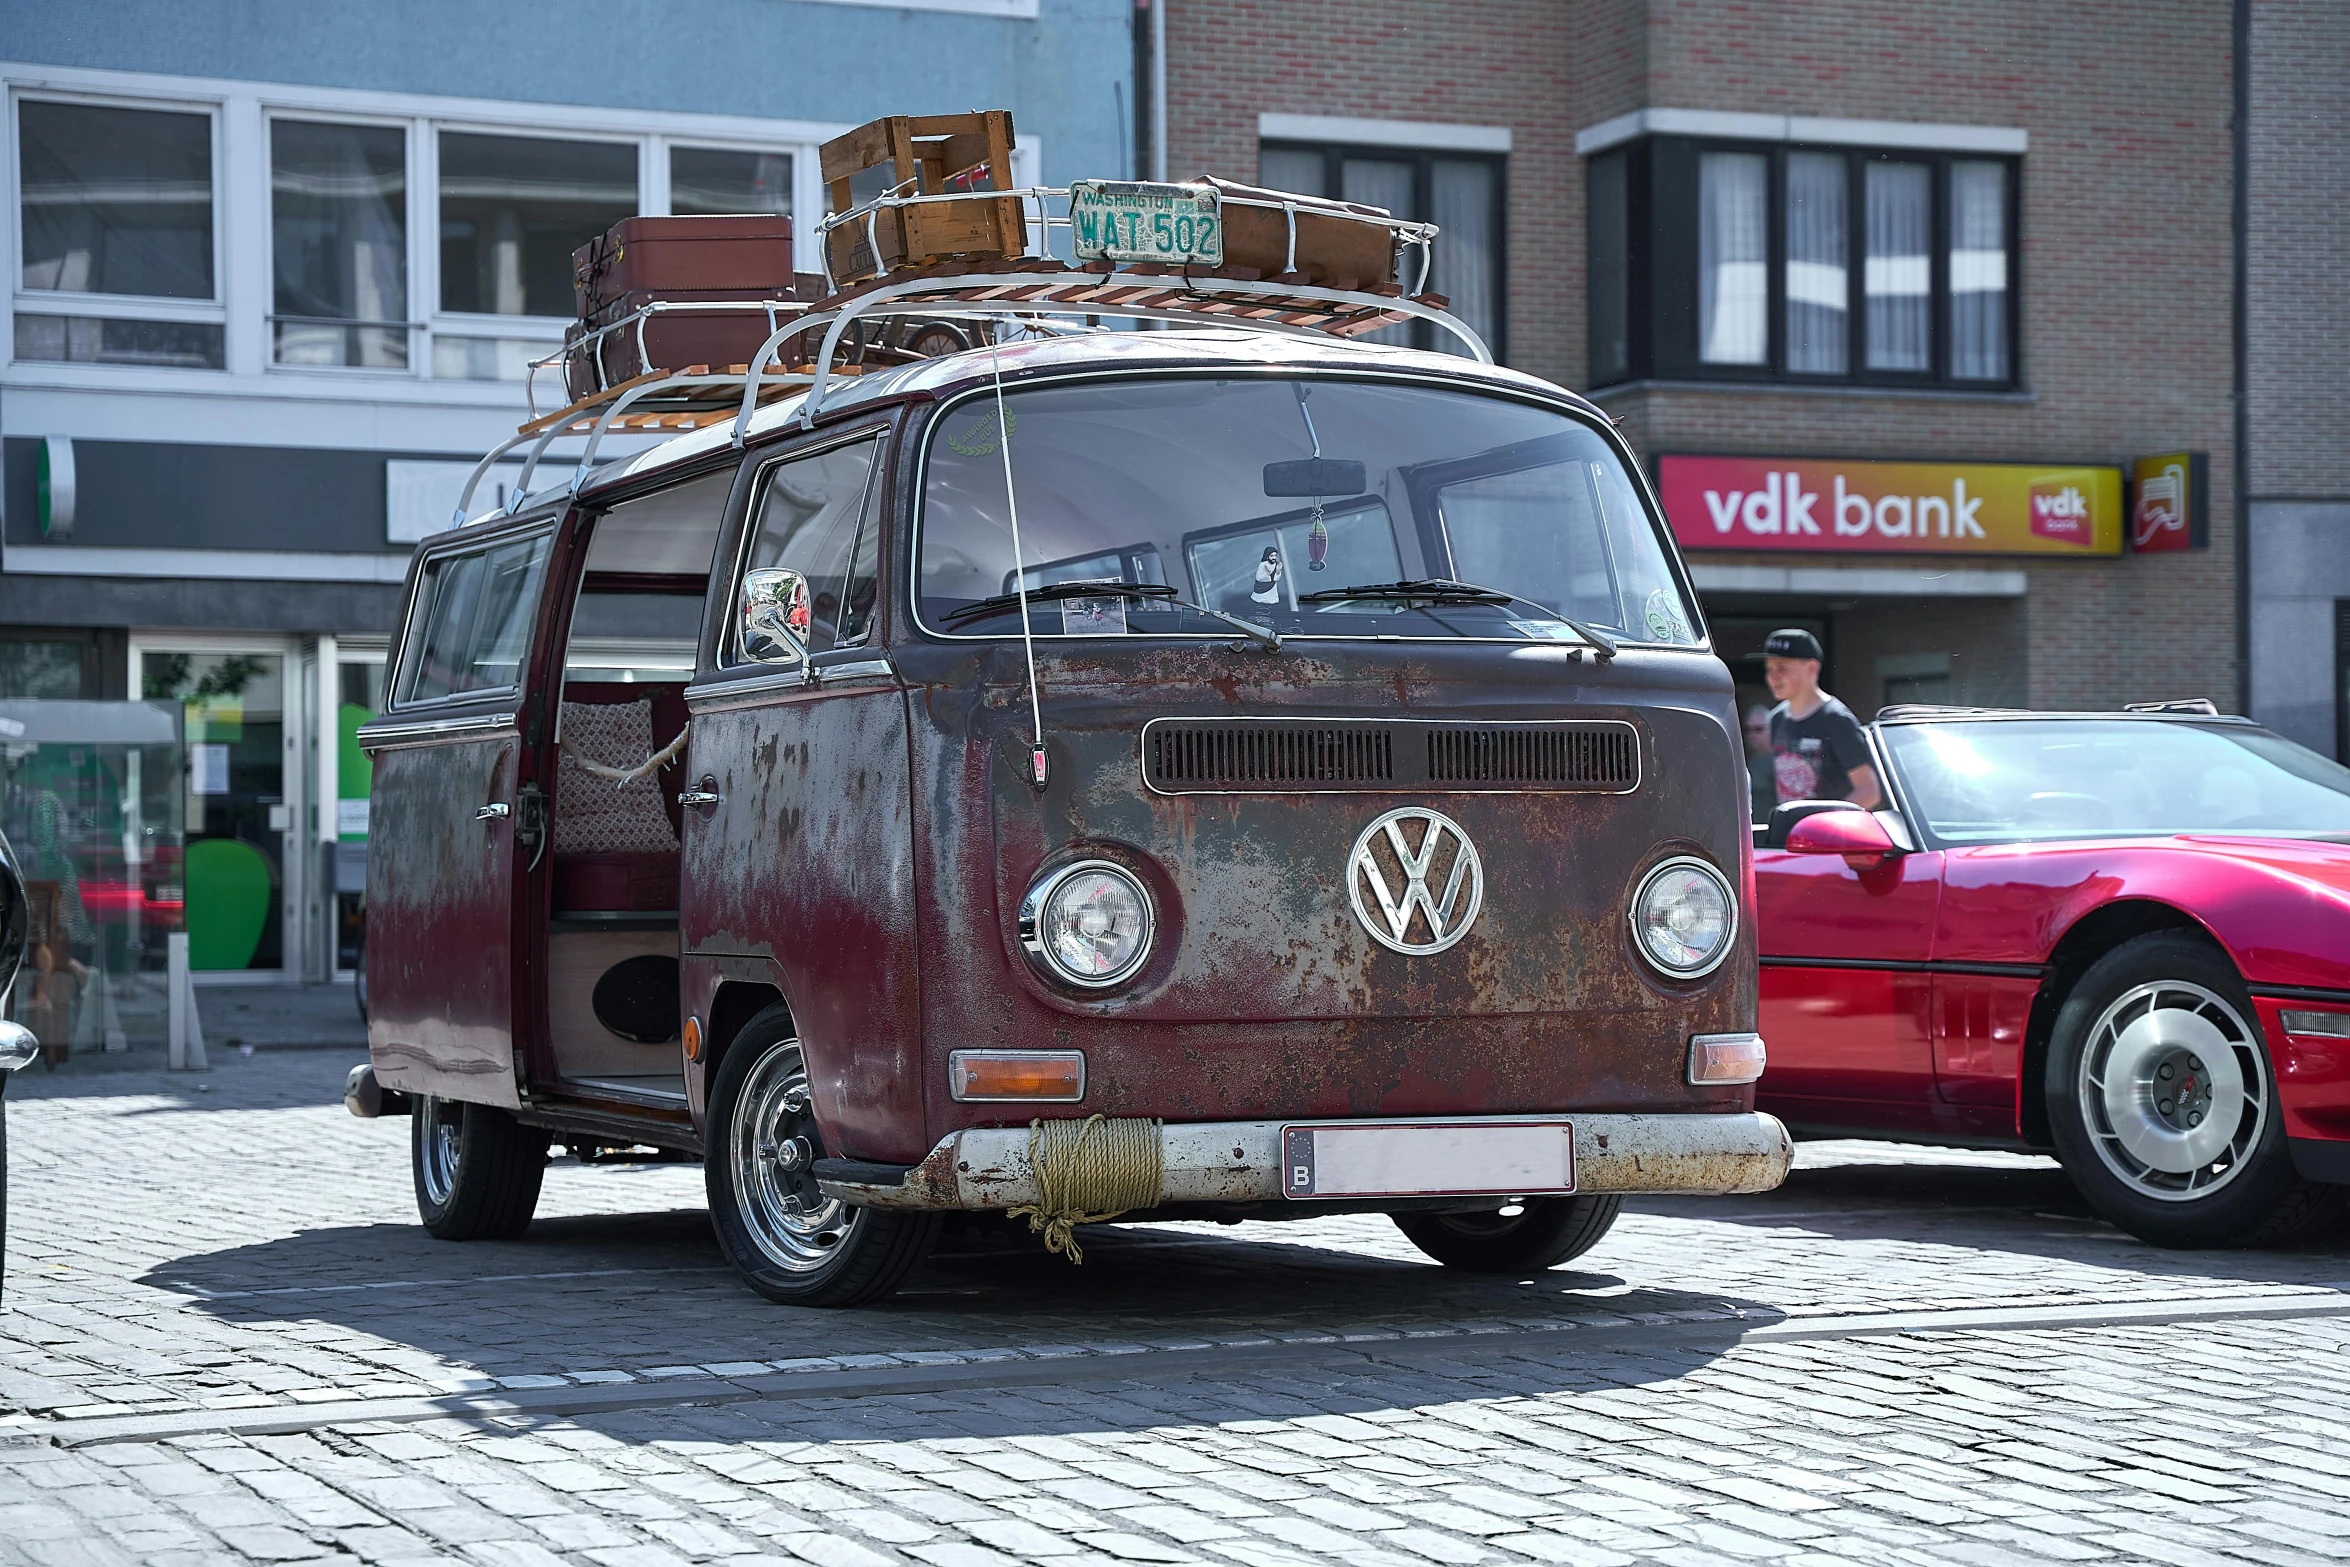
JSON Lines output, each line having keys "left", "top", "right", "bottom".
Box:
{"left": 334, "top": 651, "right": 385, "bottom": 977}
{"left": 133, "top": 643, "right": 297, "bottom": 977}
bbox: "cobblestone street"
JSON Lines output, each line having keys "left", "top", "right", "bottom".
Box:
{"left": 4, "top": 1046, "right": 2348, "bottom": 1567}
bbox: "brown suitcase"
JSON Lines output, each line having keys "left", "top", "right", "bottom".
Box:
{"left": 1199, "top": 177, "right": 1399, "bottom": 290}
{"left": 572, "top": 215, "right": 797, "bottom": 317}
{"left": 564, "top": 213, "right": 821, "bottom": 400}
{"left": 566, "top": 290, "right": 814, "bottom": 400}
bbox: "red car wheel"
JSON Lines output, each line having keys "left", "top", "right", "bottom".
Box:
{"left": 2046, "top": 932, "right": 2344, "bottom": 1248}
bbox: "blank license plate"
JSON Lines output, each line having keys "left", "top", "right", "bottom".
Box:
{"left": 1279, "top": 1120, "right": 1576, "bottom": 1200}
{"left": 1069, "top": 180, "right": 1223, "bottom": 266}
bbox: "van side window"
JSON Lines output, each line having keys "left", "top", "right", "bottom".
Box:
{"left": 399, "top": 533, "right": 553, "bottom": 704}
{"left": 738, "top": 437, "right": 882, "bottom": 658}
{"left": 569, "top": 468, "right": 732, "bottom": 682}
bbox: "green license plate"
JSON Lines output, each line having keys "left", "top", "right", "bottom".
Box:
{"left": 1068, "top": 181, "right": 1223, "bottom": 267}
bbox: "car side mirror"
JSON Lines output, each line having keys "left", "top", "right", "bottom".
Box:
{"left": 740, "top": 567, "right": 811, "bottom": 667}
{"left": 1785, "top": 808, "right": 1900, "bottom": 867}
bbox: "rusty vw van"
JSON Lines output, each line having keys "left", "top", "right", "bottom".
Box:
{"left": 353, "top": 238, "right": 1789, "bottom": 1305}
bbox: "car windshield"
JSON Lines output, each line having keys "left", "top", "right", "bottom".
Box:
{"left": 1883, "top": 719, "right": 2350, "bottom": 843}
{"left": 916, "top": 375, "right": 1700, "bottom": 644}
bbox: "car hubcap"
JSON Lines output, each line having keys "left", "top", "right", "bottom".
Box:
{"left": 418, "top": 1096, "right": 461, "bottom": 1207}
{"left": 2080, "top": 980, "right": 2267, "bottom": 1203}
{"left": 729, "top": 1041, "right": 859, "bottom": 1273}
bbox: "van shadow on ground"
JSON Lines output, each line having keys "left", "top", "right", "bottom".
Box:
{"left": 128, "top": 1149, "right": 2348, "bottom": 1418}
{"left": 141, "top": 1185, "right": 1766, "bottom": 1363}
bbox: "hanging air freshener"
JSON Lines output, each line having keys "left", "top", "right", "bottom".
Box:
{"left": 1307, "top": 508, "right": 1329, "bottom": 570}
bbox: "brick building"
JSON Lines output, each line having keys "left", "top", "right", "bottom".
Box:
{"left": 1162, "top": 0, "right": 2259, "bottom": 730}
{"left": 2246, "top": 0, "right": 2350, "bottom": 758}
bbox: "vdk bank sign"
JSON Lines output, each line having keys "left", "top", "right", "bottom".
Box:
{"left": 1656, "top": 455, "right": 2124, "bottom": 557}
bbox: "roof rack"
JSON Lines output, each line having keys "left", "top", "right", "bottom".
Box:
{"left": 2120, "top": 698, "right": 2222, "bottom": 715}
{"left": 450, "top": 185, "right": 1482, "bottom": 530}
{"left": 1873, "top": 704, "right": 2034, "bottom": 721}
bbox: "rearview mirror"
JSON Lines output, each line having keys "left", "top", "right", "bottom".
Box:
{"left": 740, "top": 567, "right": 811, "bottom": 666}
{"left": 1263, "top": 457, "right": 1367, "bottom": 498}
{"left": 1785, "top": 808, "right": 1899, "bottom": 866}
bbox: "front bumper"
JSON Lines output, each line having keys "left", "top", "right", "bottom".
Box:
{"left": 818, "top": 1110, "right": 1793, "bottom": 1211}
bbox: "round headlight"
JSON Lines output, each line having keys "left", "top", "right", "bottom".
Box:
{"left": 1630, "top": 856, "right": 1736, "bottom": 979}
{"left": 1020, "top": 860, "right": 1155, "bottom": 988}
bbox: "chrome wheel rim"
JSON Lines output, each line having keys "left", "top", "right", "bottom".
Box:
{"left": 417, "top": 1096, "right": 461, "bottom": 1207}
{"left": 729, "top": 1040, "right": 858, "bottom": 1273}
{"left": 2080, "top": 980, "right": 2268, "bottom": 1203}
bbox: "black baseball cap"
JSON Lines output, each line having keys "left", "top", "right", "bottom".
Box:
{"left": 1763, "top": 628, "right": 1824, "bottom": 661}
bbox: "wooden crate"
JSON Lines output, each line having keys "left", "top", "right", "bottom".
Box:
{"left": 820, "top": 112, "right": 1024, "bottom": 284}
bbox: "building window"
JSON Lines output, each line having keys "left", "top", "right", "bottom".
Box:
{"left": 434, "top": 130, "right": 638, "bottom": 381}
{"left": 1697, "top": 151, "right": 1766, "bottom": 366}
{"left": 270, "top": 119, "right": 409, "bottom": 369}
{"left": 1783, "top": 152, "right": 1846, "bottom": 374}
{"left": 10, "top": 79, "right": 810, "bottom": 386}
{"left": 1587, "top": 137, "right": 2018, "bottom": 390}
{"left": 1587, "top": 153, "right": 1630, "bottom": 385}
{"left": 14, "top": 97, "right": 224, "bottom": 369}
{"left": 2337, "top": 600, "right": 2350, "bottom": 765}
{"left": 1259, "top": 141, "right": 1505, "bottom": 361}
{"left": 671, "top": 146, "right": 792, "bottom": 216}
{"left": 1949, "top": 160, "right": 2009, "bottom": 381}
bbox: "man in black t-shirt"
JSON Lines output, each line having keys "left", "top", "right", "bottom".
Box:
{"left": 1762, "top": 628, "right": 1881, "bottom": 809}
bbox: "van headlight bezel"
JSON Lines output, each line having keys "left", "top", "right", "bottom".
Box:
{"left": 1629, "top": 855, "right": 1737, "bottom": 980}
{"left": 1018, "top": 859, "right": 1157, "bottom": 990}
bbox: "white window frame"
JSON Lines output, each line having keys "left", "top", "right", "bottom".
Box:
{"left": 10, "top": 85, "right": 230, "bottom": 371}
{"left": 422, "top": 118, "right": 650, "bottom": 386}
{"left": 261, "top": 104, "right": 420, "bottom": 378}
{"left": 4, "top": 61, "right": 847, "bottom": 394}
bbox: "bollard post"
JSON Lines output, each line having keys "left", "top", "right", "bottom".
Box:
{"left": 166, "top": 933, "right": 209, "bottom": 1072}
{"left": 168, "top": 931, "right": 187, "bottom": 1071}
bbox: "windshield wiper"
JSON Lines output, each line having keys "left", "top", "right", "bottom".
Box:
{"left": 943, "top": 580, "right": 1281, "bottom": 651}
{"left": 1297, "top": 578, "right": 1619, "bottom": 660}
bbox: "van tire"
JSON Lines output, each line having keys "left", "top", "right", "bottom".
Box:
{"left": 412, "top": 1095, "right": 549, "bottom": 1240}
{"left": 2045, "top": 932, "right": 2344, "bottom": 1248}
{"left": 1391, "top": 1195, "right": 1623, "bottom": 1273}
{"left": 705, "top": 1004, "right": 940, "bottom": 1307}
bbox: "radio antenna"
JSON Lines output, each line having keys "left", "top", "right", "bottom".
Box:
{"left": 990, "top": 342, "right": 1049, "bottom": 788}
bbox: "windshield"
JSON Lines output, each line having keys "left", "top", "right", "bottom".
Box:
{"left": 1884, "top": 720, "right": 2350, "bottom": 843}
{"left": 916, "top": 376, "right": 1700, "bottom": 644}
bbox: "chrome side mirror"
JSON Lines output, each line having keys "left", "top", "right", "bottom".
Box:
{"left": 740, "top": 567, "right": 812, "bottom": 667}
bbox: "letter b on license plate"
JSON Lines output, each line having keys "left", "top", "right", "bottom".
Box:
{"left": 1280, "top": 1120, "right": 1576, "bottom": 1199}
{"left": 1069, "top": 181, "right": 1223, "bottom": 267}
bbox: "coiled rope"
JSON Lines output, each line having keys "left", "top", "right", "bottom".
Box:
{"left": 561, "top": 721, "right": 692, "bottom": 790}
{"left": 1007, "top": 1114, "right": 1164, "bottom": 1264}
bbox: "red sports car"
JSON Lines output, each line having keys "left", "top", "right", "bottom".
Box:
{"left": 1754, "top": 705, "right": 2350, "bottom": 1248}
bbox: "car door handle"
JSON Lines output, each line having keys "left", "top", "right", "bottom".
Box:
{"left": 476, "top": 803, "right": 511, "bottom": 821}
{"left": 678, "top": 790, "right": 721, "bottom": 807}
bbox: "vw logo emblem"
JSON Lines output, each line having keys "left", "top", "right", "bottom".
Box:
{"left": 1346, "top": 807, "right": 1484, "bottom": 956}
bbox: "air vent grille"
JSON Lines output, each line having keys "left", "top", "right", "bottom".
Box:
{"left": 1426, "top": 724, "right": 1638, "bottom": 788}
{"left": 1146, "top": 724, "right": 1394, "bottom": 788}
{"left": 1142, "top": 719, "right": 1639, "bottom": 794}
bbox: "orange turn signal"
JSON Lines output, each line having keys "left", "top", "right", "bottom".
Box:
{"left": 949, "top": 1049, "right": 1085, "bottom": 1102}
{"left": 1689, "top": 1032, "right": 1766, "bottom": 1085}
{"left": 683, "top": 1016, "right": 703, "bottom": 1062}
